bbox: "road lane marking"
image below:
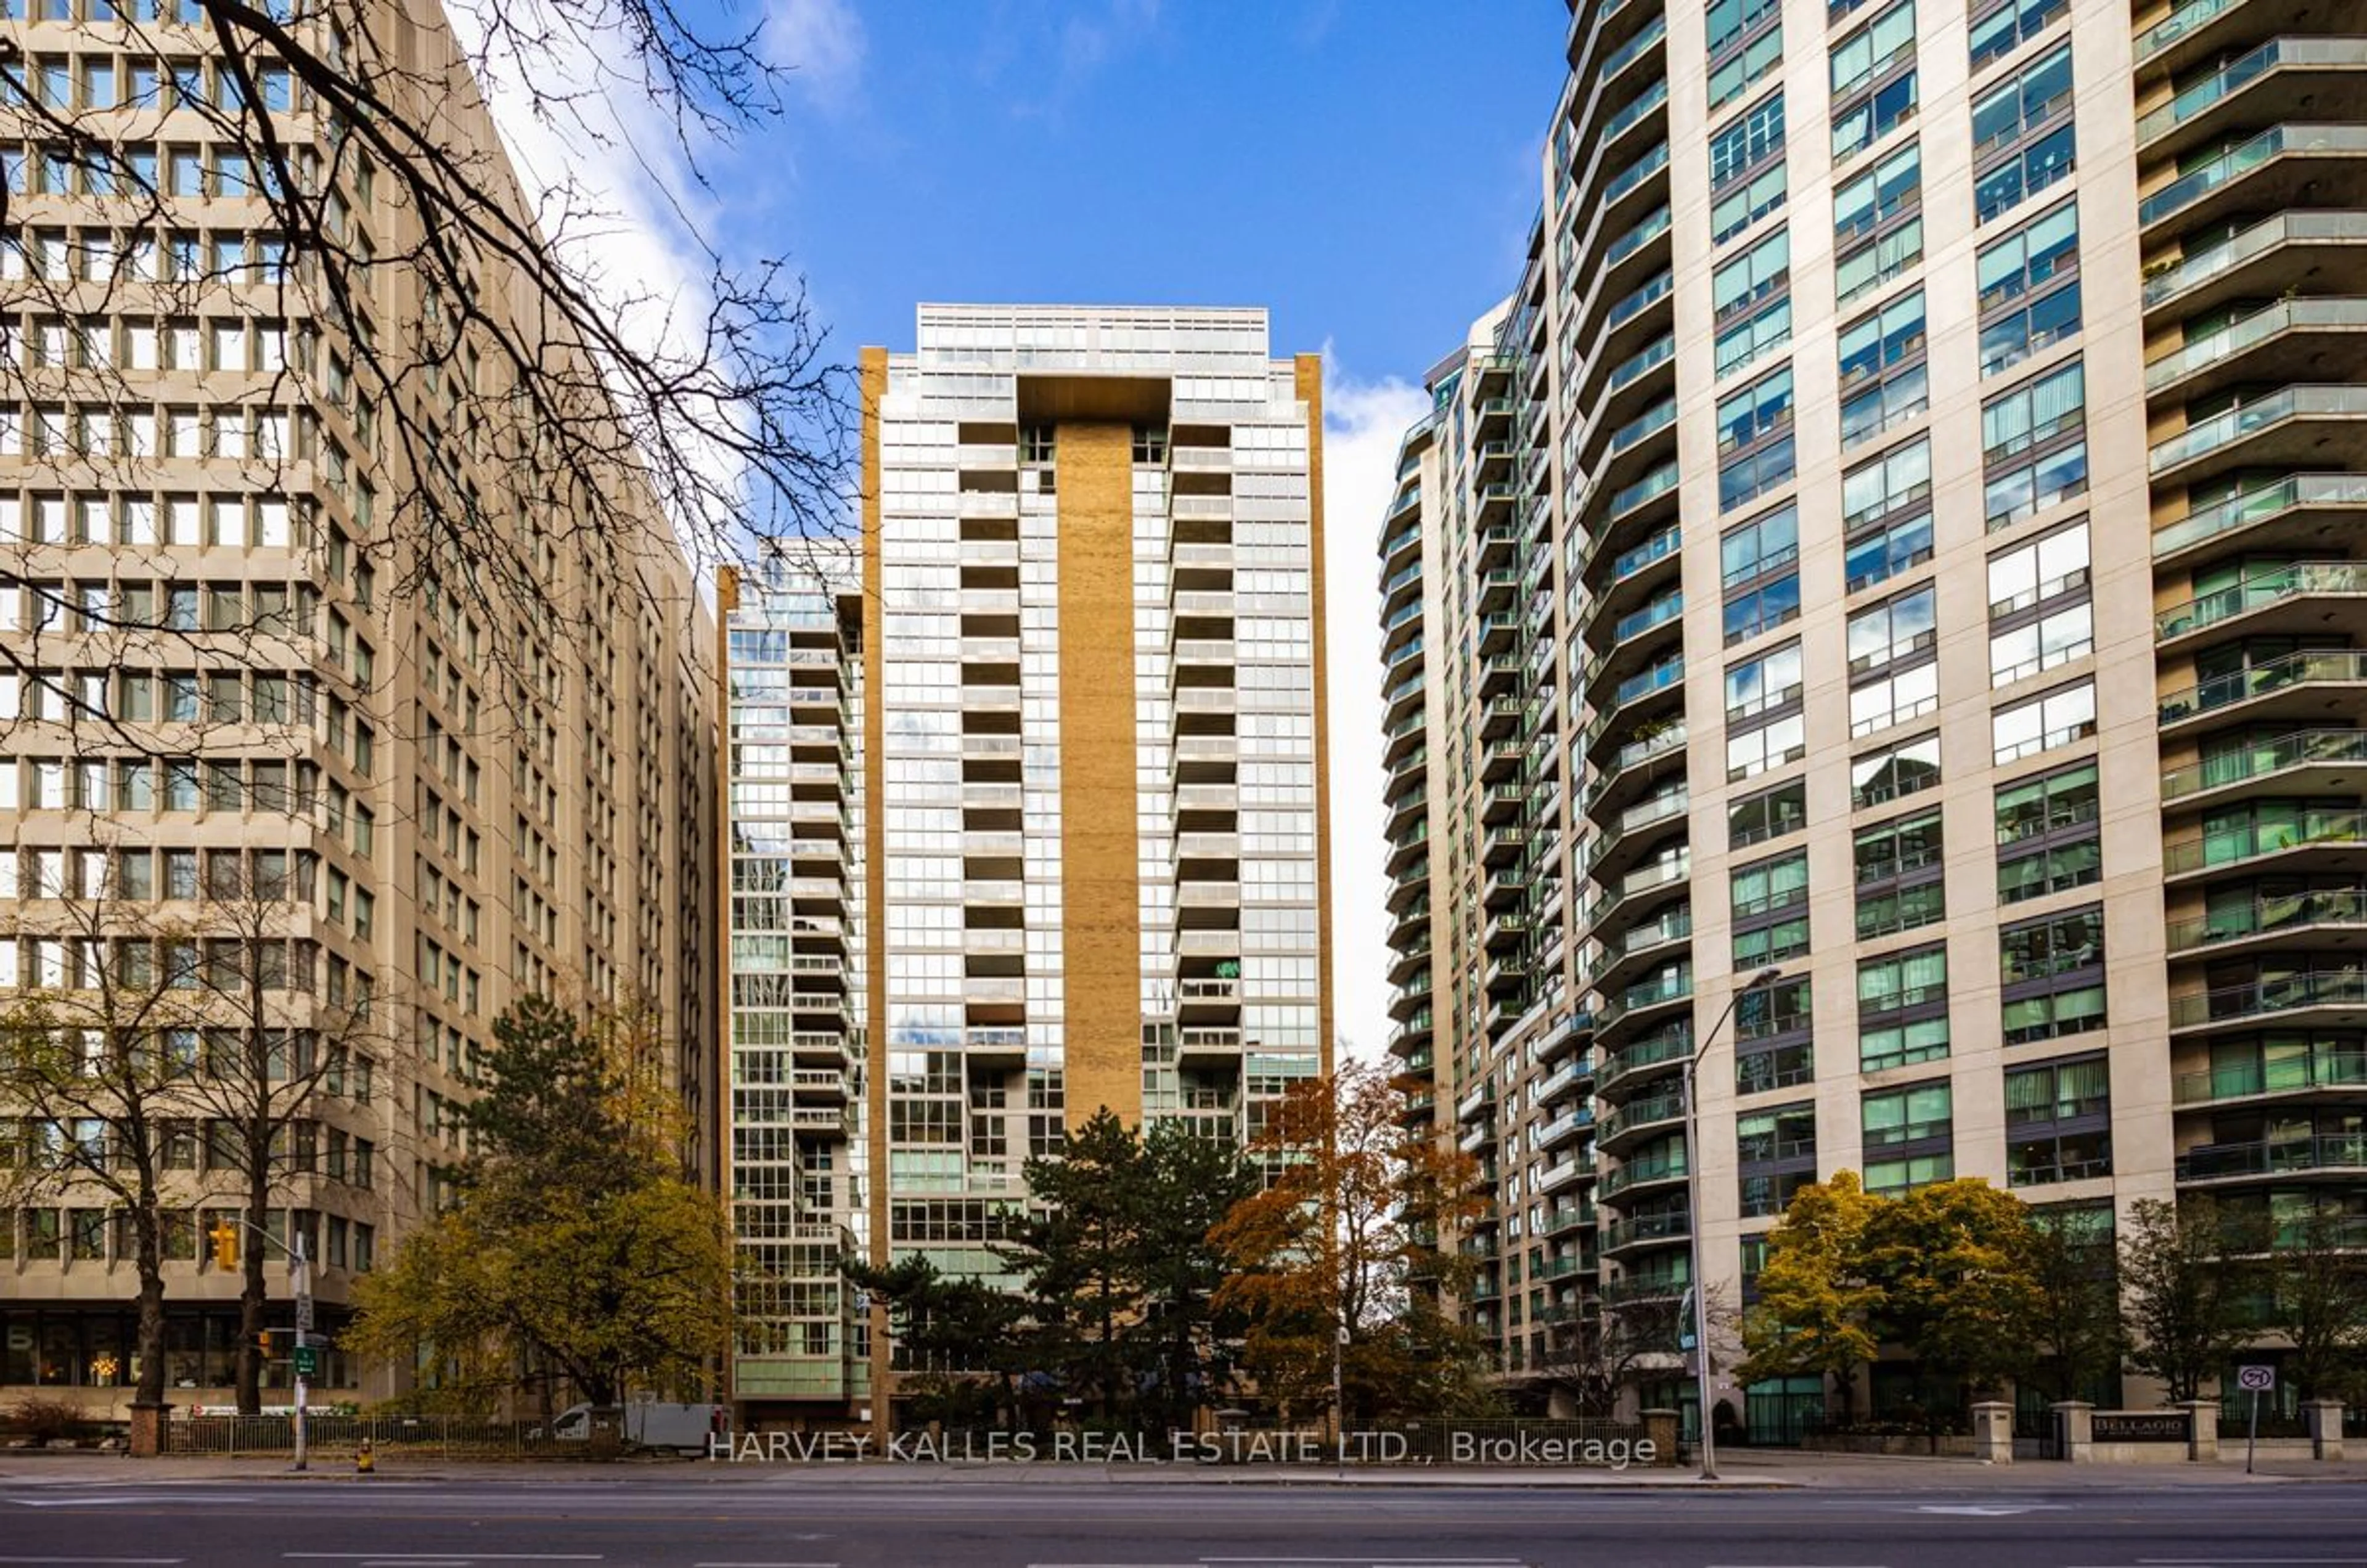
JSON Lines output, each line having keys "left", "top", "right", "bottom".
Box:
{"left": 284, "top": 1558, "right": 603, "bottom": 1563}
{"left": 0, "top": 1558, "right": 186, "bottom": 1565}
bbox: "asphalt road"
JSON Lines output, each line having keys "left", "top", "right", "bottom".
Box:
{"left": 1, "top": 1474, "right": 2363, "bottom": 1568}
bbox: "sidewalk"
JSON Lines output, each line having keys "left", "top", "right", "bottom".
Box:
{"left": 6, "top": 1447, "right": 2367, "bottom": 1488}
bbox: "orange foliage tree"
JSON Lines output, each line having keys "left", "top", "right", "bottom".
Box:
{"left": 1209, "top": 1062, "right": 1499, "bottom": 1424}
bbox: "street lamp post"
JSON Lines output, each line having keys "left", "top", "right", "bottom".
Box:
{"left": 1680, "top": 965, "right": 1780, "bottom": 1483}
{"left": 227, "top": 1217, "right": 313, "bottom": 1471}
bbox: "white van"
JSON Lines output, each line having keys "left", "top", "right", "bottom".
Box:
{"left": 548, "top": 1401, "right": 726, "bottom": 1454}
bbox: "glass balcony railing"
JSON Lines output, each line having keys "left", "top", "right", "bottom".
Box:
{"left": 2151, "top": 386, "right": 2367, "bottom": 473}
{"left": 2176, "top": 1048, "right": 2367, "bottom": 1105}
{"left": 1610, "top": 457, "right": 1681, "bottom": 519}
{"left": 1598, "top": 12, "right": 1668, "bottom": 84}
{"left": 2167, "top": 885, "right": 2367, "bottom": 951}
{"left": 2152, "top": 474, "right": 2367, "bottom": 558}
{"left": 2146, "top": 299, "right": 2367, "bottom": 390}
{"left": 1606, "top": 205, "right": 1673, "bottom": 269}
{"left": 2178, "top": 1132, "right": 2367, "bottom": 1180}
{"left": 2136, "top": 39, "right": 2367, "bottom": 146}
{"left": 2138, "top": 127, "right": 2367, "bottom": 229}
{"left": 2159, "top": 566, "right": 2367, "bottom": 639}
{"left": 1600, "top": 1027, "right": 1695, "bottom": 1092}
{"left": 1612, "top": 524, "right": 1681, "bottom": 583}
{"left": 2170, "top": 966, "right": 2367, "bottom": 1028}
{"left": 2157, "top": 648, "right": 2367, "bottom": 724}
{"left": 2146, "top": 214, "right": 2367, "bottom": 309}
{"left": 1609, "top": 394, "right": 1679, "bottom": 455}
{"left": 1603, "top": 78, "right": 1670, "bottom": 146}
{"left": 1607, "top": 269, "right": 1675, "bottom": 332}
{"left": 2136, "top": 0, "right": 2240, "bottom": 63}
{"left": 1609, "top": 332, "right": 1677, "bottom": 393}
{"left": 2164, "top": 807, "right": 2367, "bottom": 874}
{"left": 2162, "top": 728, "right": 2367, "bottom": 798}
{"left": 1598, "top": 1150, "right": 1688, "bottom": 1199}
{"left": 1603, "top": 141, "right": 1671, "bottom": 208}
{"left": 1611, "top": 590, "right": 1684, "bottom": 648}
{"left": 1599, "top": 1210, "right": 1691, "bottom": 1251}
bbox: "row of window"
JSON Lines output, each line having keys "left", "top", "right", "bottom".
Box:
{"left": 1736, "top": 1054, "right": 2106, "bottom": 1211}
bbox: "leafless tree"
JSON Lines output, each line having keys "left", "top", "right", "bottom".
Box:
{"left": 0, "top": 0, "right": 850, "bottom": 725}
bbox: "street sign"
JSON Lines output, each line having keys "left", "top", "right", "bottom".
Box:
{"left": 295, "top": 1295, "right": 315, "bottom": 1333}
{"left": 2238, "top": 1363, "right": 2276, "bottom": 1392}
{"left": 292, "top": 1345, "right": 319, "bottom": 1378}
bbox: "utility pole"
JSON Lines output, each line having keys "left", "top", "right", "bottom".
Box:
{"left": 289, "top": 1230, "right": 313, "bottom": 1474}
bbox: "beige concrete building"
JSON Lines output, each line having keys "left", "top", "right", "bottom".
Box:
{"left": 0, "top": 1, "right": 716, "bottom": 1405}
{"left": 1386, "top": 0, "right": 2367, "bottom": 1437}
{"left": 720, "top": 304, "right": 1334, "bottom": 1429}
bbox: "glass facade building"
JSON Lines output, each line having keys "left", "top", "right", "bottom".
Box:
{"left": 724, "top": 304, "right": 1333, "bottom": 1426}
{"left": 1385, "top": 0, "right": 2367, "bottom": 1427}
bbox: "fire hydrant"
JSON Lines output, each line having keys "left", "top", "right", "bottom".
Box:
{"left": 356, "top": 1437, "right": 375, "bottom": 1476}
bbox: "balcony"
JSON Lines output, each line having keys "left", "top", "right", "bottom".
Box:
{"left": 1535, "top": 1106, "right": 1594, "bottom": 1153}
{"left": 1597, "top": 1151, "right": 1688, "bottom": 1202}
{"left": 2139, "top": 126, "right": 2367, "bottom": 237}
{"left": 2157, "top": 648, "right": 2367, "bottom": 730}
{"left": 1586, "top": 905, "right": 1693, "bottom": 999}
{"left": 2136, "top": 38, "right": 2367, "bottom": 161}
{"left": 2167, "top": 884, "right": 2367, "bottom": 955}
{"left": 2176, "top": 1047, "right": 2367, "bottom": 1105}
{"left": 1590, "top": 789, "right": 1690, "bottom": 885}
{"left": 1597, "top": 1092, "right": 1686, "bottom": 1154}
{"left": 1598, "top": 1026, "right": 1694, "bottom": 1099}
{"left": 2144, "top": 213, "right": 2367, "bottom": 322}
{"left": 2154, "top": 474, "right": 2367, "bottom": 565}
{"left": 2160, "top": 727, "right": 2367, "bottom": 805}
{"left": 1585, "top": 720, "right": 1688, "bottom": 822}
{"left": 2177, "top": 1132, "right": 2367, "bottom": 1183}
{"left": 2157, "top": 561, "right": 2367, "bottom": 643}
{"left": 1177, "top": 1026, "right": 1245, "bottom": 1068}
{"left": 2146, "top": 299, "right": 2367, "bottom": 404}
{"left": 965, "top": 1026, "right": 1028, "bottom": 1068}
{"left": 2169, "top": 966, "right": 2367, "bottom": 1032}
{"left": 2152, "top": 386, "right": 2367, "bottom": 486}
{"left": 1536, "top": 1156, "right": 1590, "bottom": 1194}
{"left": 1594, "top": 966, "right": 1693, "bottom": 1052}
{"left": 1598, "top": 1210, "right": 1691, "bottom": 1258}
{"left": 1600, "top": 1273, "right": 1686, "bottom": 1305}
{"left": 1590, "top": 852, "right": 1693, "bottom": 940}
{"left": 2140, "top": 0, "right": 2357, "bottom": 75}
{"left": 2163, "top": 807, "right": 2367, "bottom": 880}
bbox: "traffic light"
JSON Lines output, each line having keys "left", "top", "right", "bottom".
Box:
{"left": 257, "top": 1330, "right": 276, "bottom": 1358}
{"left": 208, "top": 1221, "right": 239, "bottom": 1270}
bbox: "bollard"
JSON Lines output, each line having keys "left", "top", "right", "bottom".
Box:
{"left": 356, "top": 1437, "right": 375, "bottom": 1476}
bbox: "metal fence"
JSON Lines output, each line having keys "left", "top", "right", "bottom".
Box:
{"left": 170, "top": 1413, "right": 575, "bottom": 1459}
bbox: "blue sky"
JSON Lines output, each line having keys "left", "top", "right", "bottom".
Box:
{"left": 735, "top": 0, "right": 1566, "bottom": 384}
{"left": 491, "top": 0, "right": 1566, "bottom": 1061}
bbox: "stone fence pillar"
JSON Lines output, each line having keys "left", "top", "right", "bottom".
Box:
{"left": 128, "top": 1401, "right": 171, "bottom": 1460}
{"left": 2179, "top": 1399, "right": 2218, "bottom": 1462}
{"left": 1970, "top": 1400, "right": 2013, "bottom": 1464}
{"left": 2051, "top": 1399, "right": 2093, "bottom": 1462}
{"left": 2304, "top": 1400, "right": 2345, "bottom": 1462}
{"left": 1640, "top": 1408, "right": 1679, "bottom": 1467}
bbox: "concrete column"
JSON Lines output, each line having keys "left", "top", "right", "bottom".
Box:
{"left": 1970, "top": 1400, "right": 2013, "bottom": 1464}
{"left": 2179, "top": 1399, "right": 2218, "bottom": 1462}
{"left": 2051, "top": 1400, "right": 2093, "bottom": 1462}
{"left": 1640, "top": 1408, "right": 1680, "bottom": 1467}
{"left": 2304, "top": 1400, "right": 2345, "bottom": 1462}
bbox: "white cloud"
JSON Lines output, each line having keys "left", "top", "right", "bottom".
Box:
{"left": 1318, "top": 353, "right": 1429, "bottom": 1069}
{"left": 763, "top": 0, "right": 867, "bottom": 110}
